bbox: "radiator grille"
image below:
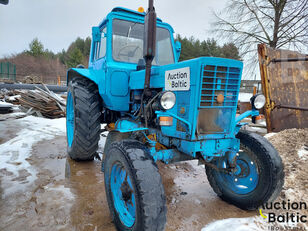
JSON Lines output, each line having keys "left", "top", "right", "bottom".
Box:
{"left": 200, "top": 65, "right": 241, "bottom": 108}
{"left": 197, "top": 65, "right": 241, "bottom": 134}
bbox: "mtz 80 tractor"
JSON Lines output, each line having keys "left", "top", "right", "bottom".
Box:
{"left": 66, "top": 1, "right": 284, "bottom": 230}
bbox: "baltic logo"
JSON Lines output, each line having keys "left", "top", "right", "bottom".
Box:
{"left": 165, "top": 67, "right": 190, "bottom": 91}
{"left": 259, "top": 200, "right": 307, "bottom": 230}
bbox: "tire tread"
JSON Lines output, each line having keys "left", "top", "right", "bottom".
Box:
{"left": 67, "top": 76, "right": 101, "bottom": 161}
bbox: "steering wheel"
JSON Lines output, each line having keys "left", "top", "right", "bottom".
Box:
{"left": 118, "top": 45, "right": 142, "bottom": 62}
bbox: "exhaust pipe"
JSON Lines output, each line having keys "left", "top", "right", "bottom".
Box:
{"left": 143, "top": 0, "right": 157, "bottom": 97}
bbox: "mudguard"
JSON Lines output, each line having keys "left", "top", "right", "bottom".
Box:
{"left": 67, "top": 68, "right": 99, "bottom": 86}
{"left": 67, "top": 67, "right": 129, "bottom": 111}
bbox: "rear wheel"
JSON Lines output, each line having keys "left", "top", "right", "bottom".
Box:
{"left": 104, "top": 140, "right": 167, "bottom": 231}
{"left": 206, "top": 130, "right": 284, "bottom": 210}
{"left": 66, "top": 77, "right": 101, "bottom": 161}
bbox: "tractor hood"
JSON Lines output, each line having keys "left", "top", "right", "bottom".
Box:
{"left": 129, "top": 57, "right": 243, "bottom": 91}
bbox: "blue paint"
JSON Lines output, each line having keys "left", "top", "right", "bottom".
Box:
{"left": 175, "top": 41, "right": 181, "bottom": 62}
{"left": 66, "top": 91, "right": 74, "bottom": 147}
{"left": 110, "top": 162, "right": 136, "bottom": 227}
{"left": 148, "top": 147, "right": 175, "bottom": 164}
{"left": 153, "top": 129, "right": 240, "bottom": 159}
{"left": 234, "top": 122, "right": 248, "bottom": 135}
{"left": 235, "top": 110, "right": 259, "bottom": 123}
{"left": 215, "top": 150, "right": 259, "bottom": 194}
{"left": 115, "top": 119, "right": 148, "bottom": 133}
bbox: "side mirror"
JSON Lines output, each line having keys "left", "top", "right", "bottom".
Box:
{"left": 0, "top": 0, "right": 9, "bottom": 5}
{"left": 175, "top": 41, "right": 181, "bottom": 62}
{"left": 92, "top": 27, "right": 101, "bottom": 42}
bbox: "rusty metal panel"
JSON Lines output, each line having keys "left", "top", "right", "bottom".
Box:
{"left": 258, "top": 44, "right": 308, "bottom": 132}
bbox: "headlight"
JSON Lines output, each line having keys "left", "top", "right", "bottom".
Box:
{"left": 251, "top": 94, "right": 266, "bottom": 109}
{"left": 160, "top": 91, "right": 176, "bottom": 110}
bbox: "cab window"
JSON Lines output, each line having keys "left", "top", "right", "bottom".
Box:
{"left": 112, "top": 19, "right": 175, "bottom": 65}
{"left": 93, "top": 27, "right": 107, "bottom": 61}
{"left": 98, "top": 27, "right": 107, "bottom": 59}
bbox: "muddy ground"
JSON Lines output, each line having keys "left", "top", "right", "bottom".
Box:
{"left": 0, "top": 116, "right": 307, "bottom": 231}
{"left": 0, "top": 116, "right": 257, "bottom": 231}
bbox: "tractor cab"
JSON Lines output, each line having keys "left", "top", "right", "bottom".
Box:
{"left": 68, "top": 7, "right": 179, "bottom": 112}
{"left": 89, "top": 7, "right": 179, "bottom": 67}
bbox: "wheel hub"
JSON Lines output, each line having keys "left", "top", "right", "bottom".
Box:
{"left": 217, "top": 150, "right": 259, "bottom": 195}
{"left": 110, "top": 163, "right": 136, "bottom": 227}
{"left": 234, "top": 160, "right": 250, "bottom": 178}
{"left": 121, "top": 180, "right": 133, "bottom": 203}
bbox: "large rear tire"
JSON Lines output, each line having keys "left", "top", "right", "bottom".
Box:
{"left": 66, "top": 77, "right": 101, "bottom": 161}
{"left": 104, "top": 139, "right": 167, "bottom": 231}
{"left": 206, "top": 130, "right": 284, "bottom": 210}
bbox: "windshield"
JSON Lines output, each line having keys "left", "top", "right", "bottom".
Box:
{"left": 112, "top": 19, "right": 175, "bottom": 65}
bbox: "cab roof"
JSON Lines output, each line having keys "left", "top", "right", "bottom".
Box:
{"left": 99, "top": 7, "right": 164, "bottom": 28}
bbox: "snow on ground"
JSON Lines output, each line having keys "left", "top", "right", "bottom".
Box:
{"left": 0, "top": 111, "right": 26, "bottom": 120}
{"left": 8, "top": 95, "right": 21, "bottom": 101}
{"left": 0, "top": 116, "right": 66, "bottom": 198}
{"left": 264, "top": 132, "right": 277, "bottom": 139}
{"left": 173, "top": 160, "right": 206, "bottom": 197}
{"left": 0, "top": 101, "right": 13, "bottom": 107}
{"left": 298, "top": 146, "right": 308, "bottom": 159}
{"left": 201, "top": 217, "right": 261, "bottom": 231}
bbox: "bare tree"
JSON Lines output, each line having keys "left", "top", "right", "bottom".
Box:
{"left": 213, "top": 0, "right": 308, "bottom": 68}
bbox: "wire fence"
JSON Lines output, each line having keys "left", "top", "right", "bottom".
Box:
{"left": 0, "top": 62, "right": 16, "bottom": 82}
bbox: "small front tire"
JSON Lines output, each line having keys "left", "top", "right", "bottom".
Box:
{"left": 206, "top": 130, "right": 284, "bottom": 210}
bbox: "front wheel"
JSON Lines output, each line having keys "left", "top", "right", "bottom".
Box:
{"left": 104, "top": 140, "right": 167, "bottom": 231}
{"left": 206, "top": 130, "right": 284, "bottom": 210}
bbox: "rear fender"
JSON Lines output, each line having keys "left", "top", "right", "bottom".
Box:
{"left": 67, "top": 68, "right": 98, "bottom": 85}
{"left": 67, "top": 68, "right": 106, "bottom": 96}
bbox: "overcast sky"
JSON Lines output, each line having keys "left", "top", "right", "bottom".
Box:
{"left": 0, "top": 0, "right": 227, "bottom": 58}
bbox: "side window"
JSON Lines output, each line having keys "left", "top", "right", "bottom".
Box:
{"left": 94, "top": 42, "right": 100, "bottom": 60}
{"left": 98, "top": 27, "right": 107, "bottom": 59}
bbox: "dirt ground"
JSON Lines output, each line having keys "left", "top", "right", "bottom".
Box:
{"left": 265, "top": 129, "right": 308, "bottom": 230}
{"left": 268, "top": 128, "right": 308, "bottom": 207}
{"left": 0, "top": 116, "right": 307, "bottom": 231}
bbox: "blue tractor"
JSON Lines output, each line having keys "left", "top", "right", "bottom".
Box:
{"left": 66, "top": 1, "right": 284, "bottom": 230}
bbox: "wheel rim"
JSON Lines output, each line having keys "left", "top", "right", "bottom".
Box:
{"left": 217, "top": 149, "right": 259, "bottom": 195}
{"left": 66, "top": 91, "right": 74, "bottom": 147}
{"left": 110, "top": 162, "right": 136, "bottom": 227}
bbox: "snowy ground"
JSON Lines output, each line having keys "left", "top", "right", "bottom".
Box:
{"left": 0, "top": 116, "right": 66, "bottom": 197}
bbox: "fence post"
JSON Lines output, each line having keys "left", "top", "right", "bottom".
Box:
{"left": 7, "top": 62, "right": 9, "bottom": 79}
{"left": 13, "top": 64, "right": 16, "bottom": 82}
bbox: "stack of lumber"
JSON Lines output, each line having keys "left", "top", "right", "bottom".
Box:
{"left": 16, "top": 84, "right": 66, "bottom": 119}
